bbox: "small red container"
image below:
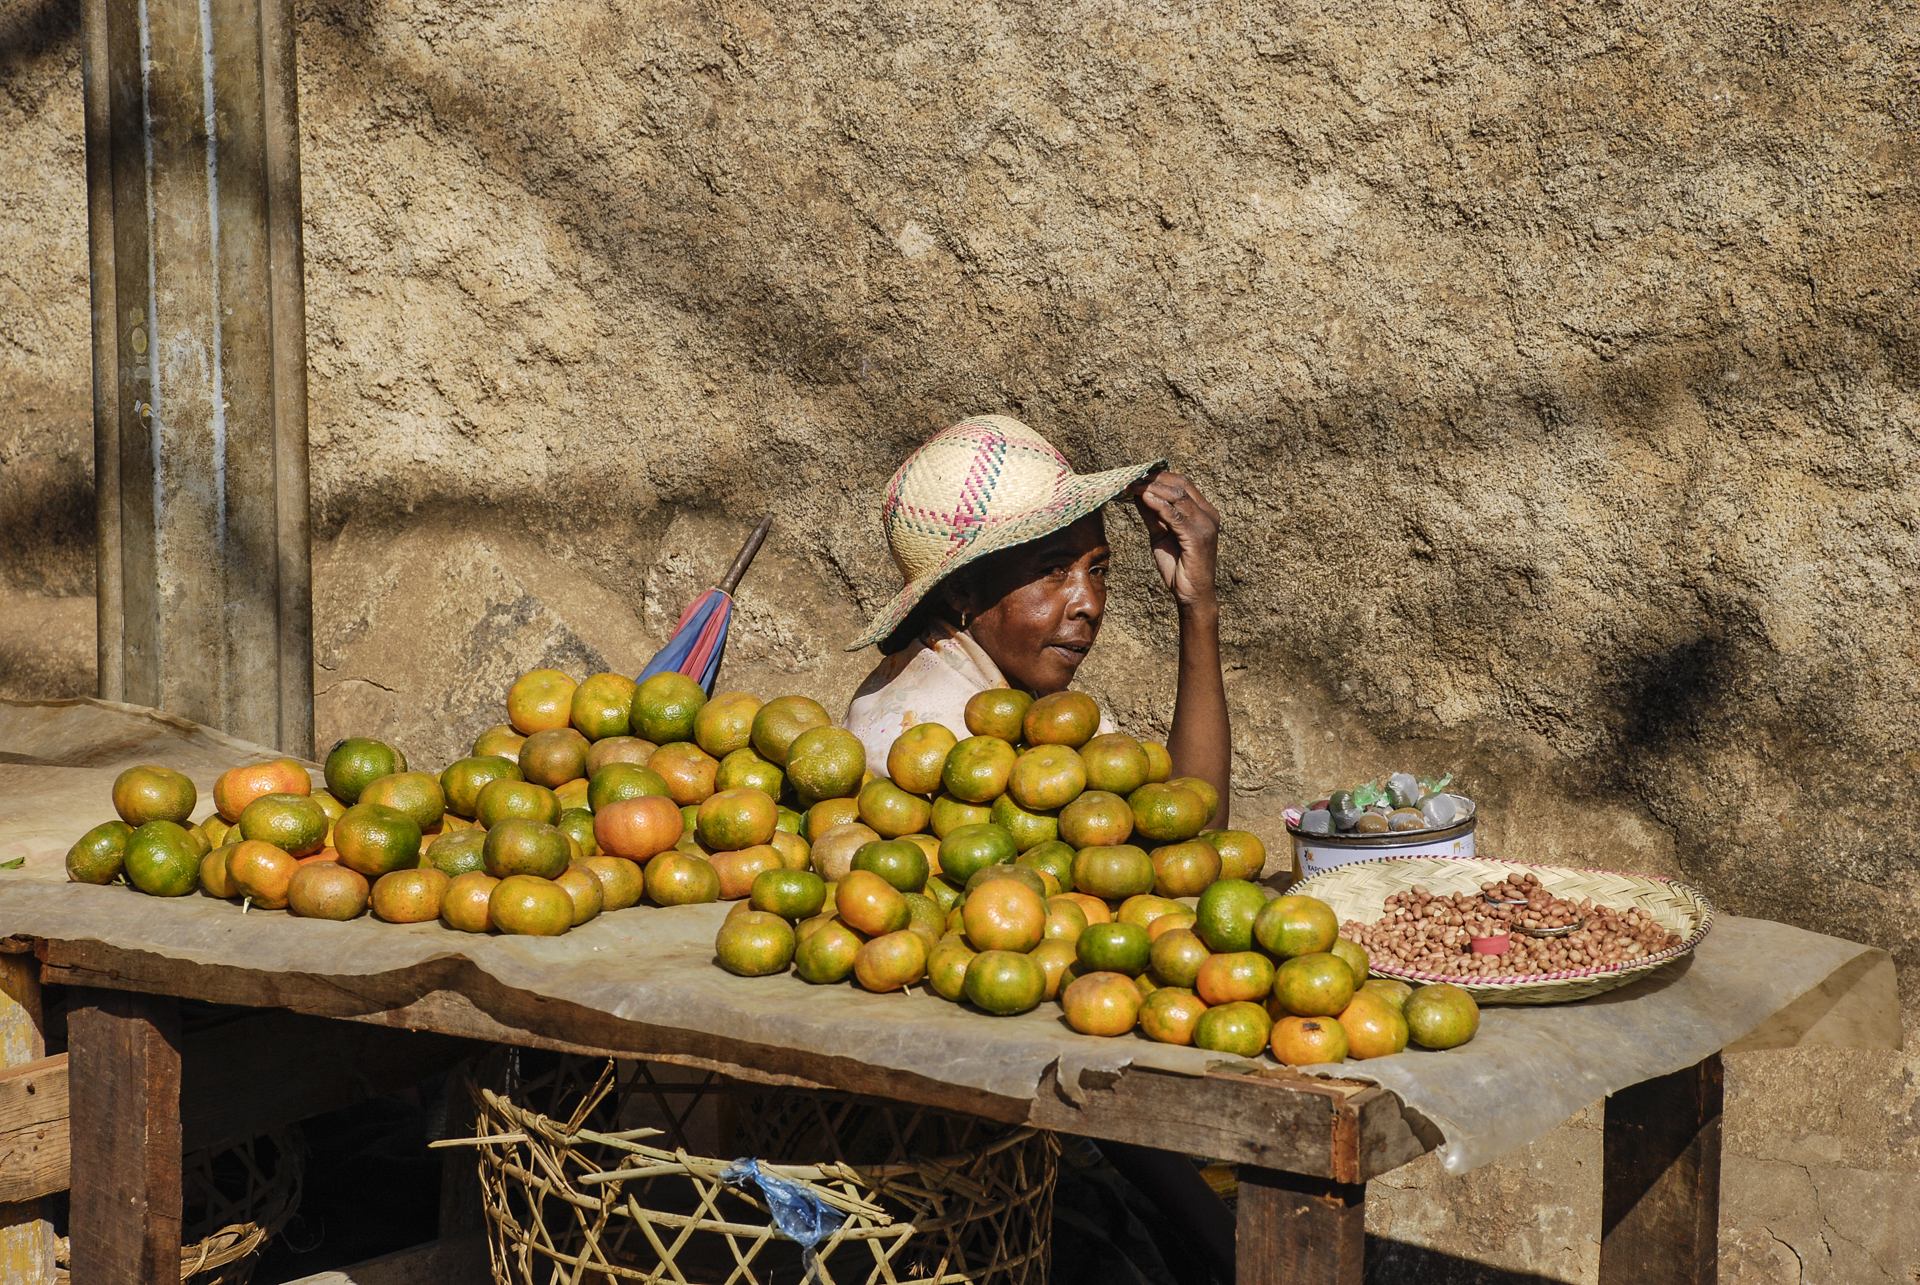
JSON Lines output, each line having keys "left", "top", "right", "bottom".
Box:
{"left": 1470, "top": 933, "right": 1511, "bottom": 955}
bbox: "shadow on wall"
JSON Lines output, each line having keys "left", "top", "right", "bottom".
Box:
{"left": 1365, "top": 1238, "right": 1574, "bottom": 1285}
{"left": 0, "top": 0, "right": 78, "bottom": 81}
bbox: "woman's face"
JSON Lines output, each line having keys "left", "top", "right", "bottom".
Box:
{"left": 948, "top": 514, "right": 1110, "bottom": 695}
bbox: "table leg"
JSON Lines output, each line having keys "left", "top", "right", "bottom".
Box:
{"left": 1600, "top": 1053, "right": 1722, "bottom": 1285}
{"left": 1235, "top": 1166, "right": 1365, "bottom": 1285}
{"left": 67, "top": 988, "right": 182, "bottom": 1285}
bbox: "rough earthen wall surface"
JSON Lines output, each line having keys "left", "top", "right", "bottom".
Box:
{"left": 4, "top": 0, "right": 1918, "bottom": 1278}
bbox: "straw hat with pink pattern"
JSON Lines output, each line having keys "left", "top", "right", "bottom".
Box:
{"left": 849, "top": 415, "right": 1164, "bottom": 651}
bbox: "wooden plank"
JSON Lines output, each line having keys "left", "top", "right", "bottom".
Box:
{"left": 277, "top": 1233, "right": 488, "bottom": 1285}
{"left": 1599, "top": 1054, "right": 1722, "bottom": 1285}
{"left": 1235, "top": 1165, "right": 1365, "bottom": 1285}
{"left": 67, "top": 988, "right": 182, "bottom": 1285}
{"left": 0, "top": 1056, "right": 68, "bottom": 1203}
{"left": 0, "top": 953, "right": 53, "bottom": 1282}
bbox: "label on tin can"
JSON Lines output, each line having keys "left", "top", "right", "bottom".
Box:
{"left": 1295, "top": 830, "right": 1476, "bottom": 879}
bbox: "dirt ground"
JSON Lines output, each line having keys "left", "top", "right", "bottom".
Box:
{"left": 3, "top": 0, "right": 1917, "bottom": 1278}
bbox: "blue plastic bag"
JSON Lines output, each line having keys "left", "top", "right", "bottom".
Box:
{"left": 720, "top": 1158, "right": 848, "bottom": 1274}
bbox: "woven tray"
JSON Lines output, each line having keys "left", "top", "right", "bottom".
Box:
{"left": 1297, "top": 856, "right": 1715, "bottom": 1004}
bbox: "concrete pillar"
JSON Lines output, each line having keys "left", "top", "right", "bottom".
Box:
{"left": 84, "top": 0, "right": 313, "bottom": 756}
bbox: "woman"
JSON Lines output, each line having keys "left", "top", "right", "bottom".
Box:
{"left": 845, "top": 415, "right": 1229, "bottom": 825}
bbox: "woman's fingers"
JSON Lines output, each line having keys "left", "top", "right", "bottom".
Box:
{"left": 1130, "top": 473, "right": 1219, "bottom": 602}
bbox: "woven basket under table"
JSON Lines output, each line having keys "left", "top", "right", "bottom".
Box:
{"left": 449, "top": 1051, "right": 1055, "bottom": 1285}
{"left": 1298, "top": 856, "right": 1715, "bottom": 1004}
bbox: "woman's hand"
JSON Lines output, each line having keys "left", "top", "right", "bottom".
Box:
{"left": 1130, "top": 473, "right": 1221, "bottom": 614}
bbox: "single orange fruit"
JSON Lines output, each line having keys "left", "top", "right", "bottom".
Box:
{"left": 1363, "top": 978, "right": 1415, "bottom": 1012}
{"left": 749, "top": 695, "right": 830, "bottom": 766}
{"left": 1018, "top": 839, "right": 1076, "bottom": 893}
{"left": 1337, "top": 991, "right": 1410, "bottom": 1059}
{"left": 644, "top": 851, "right": 721, "bottom": 905}
{"left": 930, "top": 792, "right": 993, "bottom": 838}
{"left": 694, "top": 691, "right": 762, "bottom": 758}
{"left": 508, "top": 669, "right": 578, "bottom": 734}
{"left": 1273, "top": 952, "right": 1357, "bottom": 1018}
{"left": 926, "top": 935, "right": 977, "bottom": 1000}
{"left": 1253, "top": 895, "right": 1340, "bottom": 959}
{"left": 697, "top": 787, "right": 779, "bottom": 851}
{"left": 1030, "top": 939, "right": 1078, "bottom": 1000}
{"left": 941, "top": 736, "right": 1016, "bottom": 803}
{"left": 1059, "top": 891, "right": 1111, "bottom": 924}
{"left": 1148, "top": 927, "right": 1211, "bottom": 989}
{"left": 810, "top": 821, "right": 880, "bottom": 881}
{"left": 1062, "top": 972, "right": 1141, "bottom": 1035}
{"left": 1116, "top": 894, "right": 1185, "bottom": 929}
{"left": 1168, "top": 777, "right": 1220, "bottom": 827}
{"left": 1043, "top": 896, "right": 1090, "bottom": 943}
{"left": 592, "top": 795, "right": 682, "bottom": 860}
{"left": 1193, "top": 1001, "right": 1271, "bottom": 1056}
{"left": 577, "top": 856, "right": 644, "bottom": 910}
{"left": 490, "top": 874, "right": 573, "bottom": 935}
{"left": 1195, "top": 879, "right": 1268, "bottom": 953}
{"left": 1330, "top": 937, "right": 1369, "bottom": 984}
{"left": 717, "top": 747, "right": 784, "bottom": 797}
{"left": 1058, "top": 790, "right": 1133, "bottom": 848}
{"left": 554, "top": 863, "right": 605, "bottom": 925}
{"left": 587, "top": 763, "right": 671, "bottom": 811}
{"left": 887, "top": 724, "right": 957, "bottom": 795}
{"left": 473, "top": 724, "right": 527, "bottom": 759}
{"left": 964, "top": 689, "right": 1033, "bottom": 740}
{"left": 372, "top": 867, "right": 449, "bottom": 922}
{"left": 587, "top": 735, "right": 658, "bottom": 774}
{"left": 630, "top": 672, "right": 707, "bottom": 744}
{"left": 937, "top": 823, "right": 1018, "bottom": 883}
{"left": 769, "top": 829, "right": 811, "bottom": 870}
{"left": 1071, "top": 845, "right": 1154, "bottom": 901}
{"left": 214, "top": 759, "right": 311, "bottom": 822}
{"left": 854, "top": 930, "right": 928, "bottom": 992}
{"left": 556, "top": 806, "right": 598, "bottom": 857}
{"left": 751, "top": 868, "right": 827, "bottom": 920}
{"left": 476, "top": 779, "right": 562, "bottom": 829}
{"left": 516, "top": 728, "right": 591, "bottom": 789}
{"left": 1205, "top": 830, "right": 1267, "bottom": 882}
{"left": 198, "top": 843, "right": 237, "bottom": 899}
{"left": 483, "top": 818, "right": 572, "bottom": 879}
{"left": 1128, "top": 783, "right": 1208, "bottom": 844}
{"left": 238, "top": 793, "right": 329, "bottom": 857}
{"left": 359, "top": 771, "right": 447, "bottom": 831}
{"left": 857, "top": 778, "right": 932, "bottom": 838}
{"left": 440, "top": 871, "right": 500, "bottom": 931}
{"left": 441, "top": 756, "right": 524, "bottom": 819}
{"left": 851, "top": 839, "right": 930, "bottom": 893}
{"left": 333, "top": 803, "right": 423, "bottom": 879}
{"left": 1007, "top": 744, "right": 1088, "bottom": 811}
{"left": 836, "top": 869, "right": 910, "bottom": 937}
{"left": 989, "top": 793, "right": 1058, "bottom": 852}
{"left": 1023, "top": 691, "right": 1100, "bottom": 748}
{"left": 571, "top": 672, "right": 639, "bottom": 741}
{"left": 710, "top": 845, "right": 783, "bottom": 899}
{"left": 1076, "top": 922, "right": 1151, "bottom": 976}
{"left": 288, "top": 861, "right": 371, "bottom": 920}
{"left": 121, "top": 821, "right": 202, "bottom": 896}
{"left": 1404, "top": 983, "right": 1479, "bottom": 1050}
{"left": 962, "top": 879, "right": 1045, "bottom": 953}
{"left": 806, "top": 797, "right": 863, "bottom": 840}
{"left": 227, "top": 839, "right": 298, "bottom": 908}
{"left": 794, "top": 919, "right": 865, "bottom": 984}
{"left": 1196, "top": 951, "right": 1276, "bottom": 1006}
{"left": 650, "top": 741, "right": 719, "bottom": 806}
{"left": 1140, "top": 741, "right": 1173, "bottom": 783}
{"left": 1139, "top": 988, "right": 1208, "bottom": 1045}
{"left": 1147, "top": 908, "right": 1198, "bottom": 940}
{"left": 1079, "top": 734, "right": 1149, "bottom": 796}
{"left": 717, "top": 910, "right": 798, "bottom": 976}
{"left": 1272, "top": 1015, "right": 1349, "bottom": 1065}
{"left": 963, "top": 950, "right": 1046, "bottom": 1015}
{"left": 1151, "top": 840, "right": 1221, "bottom": 898}
{"left": 113, "top": 765, "right": 198, "bottom": 827}
{"left": 782, "top": 726, "right": 864, "bottom": 804}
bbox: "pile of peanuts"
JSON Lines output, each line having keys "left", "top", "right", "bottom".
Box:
{"left": 1343, "top": 875, "right": 1684, "bottom": 979}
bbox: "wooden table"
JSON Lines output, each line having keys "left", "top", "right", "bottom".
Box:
{"left": 29, "top": 934, "right": 1738, "bottom": 1285}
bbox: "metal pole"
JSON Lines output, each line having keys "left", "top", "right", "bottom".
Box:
{"left": 88, "top": 0, "right": 312, "bottom": 754}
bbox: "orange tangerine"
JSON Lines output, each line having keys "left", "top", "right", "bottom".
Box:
{"left": 227, "top": 839, "right": 297, "bottom": 908}
{"left": 717, "top": 910, "right": 798, "bottom": 976}
{"left": 836, "top": 869, "right": 910, "bottom": 937}
{"left": 1330, "top": 937, "right": 1369, "bottom": 983}
{"left": 518, "top": 728, "right": 591, "bottom": 789}
{"left": 851, "top": 839, "right": 929, "bottom": 894}
{"left": 571, "top": 672, "right": 639, "bottom": 740}
{"left": 1007, "top": 744, "right": 1087, "bottom": 811}
{"left": 936, "top": 823, "right": 1017, "bottom": 884}
{"left": 1031, "top": 939, "right": 1078, "bottom": 1000}
{"left": 1196, "top": 951, "right": 1276, "bottom": 1006}
{"left": 1043, "top": 896, "right": 1090, "bottom": 943}
{"left": 588, "top": 763, "right": 671, "bottom": 811}
{"left": 121, "top": 821, "right": 200, "bottom": 896}
{"left": 238, "top": 793, "right": 329, "bottom": 857}
{"left": 806, "top": 797, "right": 863, "bottom": 840}
{"left": 1337, "top": 991, "right": 1409, "bottom": 1059}
{"left": 964, "top": 689, "right": 1033, "bottom": 740}
{"left": 580, "top": 855, "right": 645, "bottom": 910}
{"left": 1253, "top": 895, "right": 1340, "bottom": 959}
{"left": 1071, "top": 845, "right": 1154, "bottom": 901}
{"left": 483, "top": 818, "right": 571, "bottom": 879}
{"left": 645, "top": 852, "right": 721, "bottom": 905}
{"left": 1273, "top": 952, "right": 1357, "bottom": 1018}
{"left": 1116, "top": 894, "right": 1184, "bottom": 929}
{"left": 288, "top": 862, "right": 370, "bottom": 920}
{"left": 557, "top": 807, "right": 599, "bottom": 857}
{"left": 1076, "top": 922, "right": 1150, "bottom": 976}
{"left": 930, "top": 793, "right": 993, "bottom": 838}
{"left": 1205, "top": 830, "right": 1267, "bottom": 882}
{"left": 1151, "top": 840, "right": 1221, "bottom": 898}
{"left": 1404, "top": 983, "right": 1479, "bottom": 1050}
{"left": 710, "top": 845, "right": 783, "bottom": 899}
{"left": 360, "top": 771, "right": 447, "bottom": 831}
{"left": 751, "top": 868, "right": 827, "bottom": 920}
{"left": 694, "top": 691, "right": 763, "bottom": 758}
{"left": 333, "top": 803, "right": 423, "bottom": 880}
{"left": 1139, "top": 988, "right": 1208, "bottom": 1045}
{"left": 1169, "top": 776, "right": 1220, "bottom": 827}
{"left": 1079, "top": 734, "right": 1150, "bottom": 796}
{"left": 372, "top": 867, "right": 449, "bottom": 922}
{"left": 941, "top": 736, "right": 1016, "bottom": 803}
{"left": 1062, "top": 971, "right": 1141, "bottom": 1035}
{"left": 1140, "top": 741, "right": 1173, "bottom": 783}
{"left": 1023, "top": 691, "right": 1101, "bottom": 748}
{"left": 554, "top": 863, "right": 606, "bottom": 925}
{"left": 1059, "top": 891, "right": 1112, "bottom": 925}
{"left": 1363, "top": 977, "right": 1415, "bottom": 1012}
{"left": 113, "top": 765, "right": 198, "bottom": 827}
{"left": 198, "top": 843, "right": 237, "bottom": 899}
{"left": 887, "top": 724, "right": 957, "bottom": 795}
{"left": 769, "top": 829, "right": 811, "bottom": 870}
{"left": 1195, "top": 880, "right": 1268, "bottom": 953}
{"left": 476, "top": 779, "right": 562, "bottom": 829}
{"left": 1272, "top": 1015, "right": 1349, "bottom": 1066}
{"left": 441, "top": 756, "right": 524, "bottom": 819}
{"left": 697, "top": 787, "right": 779, "bottom": 851}
{"left": 717, "top": 748, "right": 784, "bottom": 797}
{"left": 587, "top": 735, "right": 659, "bottom": 773}
{"left": 1058, "top": 790, "right": 1133, "bottom": 848}
{"left": 1148, "top": 928, "right": 1211, "bottom": 989}
{"left": 508, "top": 669, "right": 578, "bottom": 734}
{"left": 794, "top": 919, "right": 866, "bottom": 984}
{"left": 854, "top": 930, "right": 928, "bottom": 992}
{"left": 441, "top": 871, "right": 500, "bottom": 932}
{"left": 490, "top": 874, "right": 573, "bottom": 935}
{"left": 1147, "top": 908, "right": 1197, "bottom": 940}
{"left": 650, "top": 741, "right": 719, "bottom": 806}
{"left": 1193, "top": 1000, "right": 1271, "bottom": 1056}
{"left": 632, "top": 672, "right": 708, "bottom": 744}
{"left": 1128, "top": 783, "right": 1208, "bottom": 844}
{"left": 811, "top": 822, "right": 880, "bottom": 881}
{"left": 785, "top": 726, "right": 866, "bottom": 804}
{"left": 750, "top": 695, "right": 831, "bottom": 767}
{"left": 1017, "top": 840, "right": 1076, "bottom": 894}
{"left": 214, "top": 758, "right": 311, "bottom": 823}
{"left": 593, "top": 795, "right": 684, "bottom": 861}
{"left": 858, "top": 778, "right": 932, "bottom": 838}
{"left": 962, "top": 950, "right": 1045, "bottom": 1015}
{"left": 926, "top": 935, "right": 978, "bottom": 1001}
{"left": 989, "top": 794, "right": 1058, "bottom": 852}
{"left": 961, "top": 879, "right": 1045, "bottom": 953}
{"left": 473, "top": 724, "right": 527, "bottom": 759}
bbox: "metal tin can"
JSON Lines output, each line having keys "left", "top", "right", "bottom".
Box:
{"left": 1287, "top": 795, "right": 1477, "bottom": 879}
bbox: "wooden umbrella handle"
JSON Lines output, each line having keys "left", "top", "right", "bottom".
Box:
{"left": 717, "top": 515, "right": 774, "bottom": 595}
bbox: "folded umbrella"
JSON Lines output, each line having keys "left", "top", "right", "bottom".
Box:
{"left": 638, "top": 516, "right": 773, "bottom": 694}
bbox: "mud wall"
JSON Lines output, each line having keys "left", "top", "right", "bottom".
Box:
{"left": 4, "top": 0, "right": 1919, "bottom": 1278}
